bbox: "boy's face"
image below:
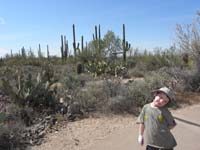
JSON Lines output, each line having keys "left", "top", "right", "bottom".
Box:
{"left": 153, "top": 92, "right": 170, "bottom": 107}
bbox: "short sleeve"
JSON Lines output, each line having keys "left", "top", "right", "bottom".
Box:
{"left": 136, "top": 106, "right": 145, "bottom": 124}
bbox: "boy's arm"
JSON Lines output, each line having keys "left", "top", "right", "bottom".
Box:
{"left": 136, "top": 105, "right": 146, "bottom": 145}
{"left": 138, "top": 123, "right": 145, "bottom": 145}
{"left": 163, "top": 108, "right": 177, "bottom": 129}
{"left": 169, "top": 119, "right": 176, "bottom": 129}
{"left": 165, "top": 109, "right": 177, "bottom": 129}
{"left": 139, "top": 123, "right": 145, "bottom": 135}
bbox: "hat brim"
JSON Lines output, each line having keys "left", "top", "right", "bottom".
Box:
{"left": 151, "top": 90, "right": 176, "bottom": 107}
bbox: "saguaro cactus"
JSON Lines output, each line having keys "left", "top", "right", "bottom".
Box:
{"left": 95, "top": 25, "right": 98, "bottom": 40}
{"left": 10, "top": 49, "right": 13, "bottom": 57}
{"left": 38, "top": 44, "right": 43, "bottom": 58}
{"left": 98, "top": 24, "right": 101, "bottom": 40}
{"left": 85, "top": 42, "right": 88, "bottom": 52}
{"left": 81, "top": 36, "right": 84, "bottom": 52}
{"left": 93, "top": 24, "right": 101, "bottom": 56}
{"left": 61, "top": 35, "right": 64, "bottom": 61}
{"left": 122, "top": 24, "right": 131, "bottom": 62}
{"left": 73, "top": 24, "right": 77, "bottom": 57}
{"left": 72, "top": 24, "right": 81, "bottom": 57}
{"left": 98, "top": 24, "right": 101, "bottom": 54}
{"left": 21, "top": 46, "right": 26, "bottom": 58}
{"left": 64, "top": 36, "right": 68, "bottom": 60}
{"left": 47, "top": 45, "right": 50, "bottom": 59}
{"left": 39, "top": 44, "right": 41, "bottom": 51}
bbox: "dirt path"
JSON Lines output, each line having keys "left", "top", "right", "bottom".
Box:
{"left": 33, "top": 104, "right": 200, "bottom": 150}
{"left": 86, "top": 105, "right": 200, "bottom": 150}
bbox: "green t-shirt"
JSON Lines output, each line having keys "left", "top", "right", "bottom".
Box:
{"left": 0, "top": 113, "right": 6, "bottom": 123}
{"left": 137, "top": 103, "right": 177, "bottom": 149}
{"left": 0, "top": 112, "right": 6, "bottom": 135}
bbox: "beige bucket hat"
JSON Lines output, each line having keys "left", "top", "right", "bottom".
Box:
{"left": 152, "top": 87, "right": 176, "bottom": 107}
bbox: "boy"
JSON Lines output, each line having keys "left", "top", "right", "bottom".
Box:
{"left": 137, "top": 87, "right": 177, "bottom": 150}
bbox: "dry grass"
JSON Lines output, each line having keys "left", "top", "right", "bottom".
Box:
{"left": 175, "top": 92, "right": 200, "bottom": 106}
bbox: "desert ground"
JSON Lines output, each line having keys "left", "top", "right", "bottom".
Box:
{"left": 32, "top": 104, "right": 200, "bottom": 150}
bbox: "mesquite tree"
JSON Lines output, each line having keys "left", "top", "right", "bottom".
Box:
{"left": 176, "top": 12, "right": 200, "bottom": 72}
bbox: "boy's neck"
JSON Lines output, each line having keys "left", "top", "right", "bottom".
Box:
{"left": 150, "top": 102, "right": 158, "bottom": 108}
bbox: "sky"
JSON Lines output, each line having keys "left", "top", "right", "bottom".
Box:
{"left": 0, "top": 0, "right": 200, "bottom": 57}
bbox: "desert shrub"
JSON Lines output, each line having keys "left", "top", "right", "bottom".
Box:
{"left": 64, "top": 74, "right": 86, "bottom": 91}
{"left": 71, "top": 72, "right": 172, "bottom": 115}
{"left": 0, "top": 103, "right": 29, "bottom": 150}
{"left": 97, "top": 79, "right": 149, "bottom": 114}
{"left": 102, "top": 78, "right": 122, "bottom": 97}
{"left": 0, "top": 121, "right": 28, "bottom": 150}
{"left": 75, "top": 89, "right": 97, "bottom": 112}
{"left": 158, "top": 66, "right": 198, "bottom": 92}
{"left": 175, "top": 69, "right": 200, "bottom": 92}
{"left": 130, "top": 48, "right": 182, "bottom": 72}
{"left": 74, "top": 80, "right": 108, "bottom": 113}
{"left": 54, "top": 113, "right": 66, "bottom": 123}
{"left": 108, "top": 72, "right": 171, "bottom": 114}
{"left": 0, "top": 65, "right": 59, "bottom": 110}
{"left": 144, "top": 71, "right": 168, "bottom": 89}
{"left": 2, "top": 56, "right": 43, "bottom": 67}
{"left": 108, "top": 95, "right": 131, "bottom": 113}
{"left": 126, "top": 57, "right": 137, "bottom": 68}
{"left": 128, "top": 67, "right": 145, "bottom": 78}
{"left": 127, "top": 80, "right": 151, "bottom": 108}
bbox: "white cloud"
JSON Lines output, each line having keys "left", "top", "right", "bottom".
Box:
{"left": 0, "top": 17, "right": 6, "bottom": 25}
{"left": 0, "top": 48, "right": 9, "bottom": 57}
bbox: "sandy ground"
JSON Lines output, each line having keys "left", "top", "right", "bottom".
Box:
{"left": 32, "top": 104, "right": 200, "bottom": 150}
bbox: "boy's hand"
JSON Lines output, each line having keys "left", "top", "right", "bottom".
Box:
{"left": 138, "top": 134, "right": 144, "bottom": 145}
{"left": 169, "top": 120, "right": 177, "bottom": 129}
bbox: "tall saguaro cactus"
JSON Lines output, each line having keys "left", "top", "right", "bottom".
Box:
{"left": 85, "top": 42, "right": 88, "bottom": 51}
{"left": 81, "top": 36, "right": 84, "bottom": 52}
{"left": 61, "top": 35, "right": 64, "bottom": 61}
{"left": 21, "top": 46, "right": 26, "bottom": 58}
{"left": 10, "top": 49, "right": 13, "bottom": 57}
{"left": 47, "top": 45, "right": 50, "bottom": 59}
{"left": 122, "top": 24, "right": 131, "bottom": 62}
{"left": 64, "top": 36, "right": 68, "bottom": 60}
{"left": 98, "top": 24, "right": 101, "bottom": 54}
{"left": 72, "top": 24, "right": 81, "bottom": 57}
{"left": 38, "top": 44, "right": 43, "bottom": 58}
{"left": 98, "top": 24, "right": 101, "bottom": 40}
{"left": 93, "top": 24, "right": 101, "bottom": 56}
{"left": 61, "top": 35, "right": 69, "bottom": 61}
{"left": 73, "top": 24, "right": 77, "bottom": 57}
{"left": 95, "top": 26, "right": 98, "bottom": 41}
